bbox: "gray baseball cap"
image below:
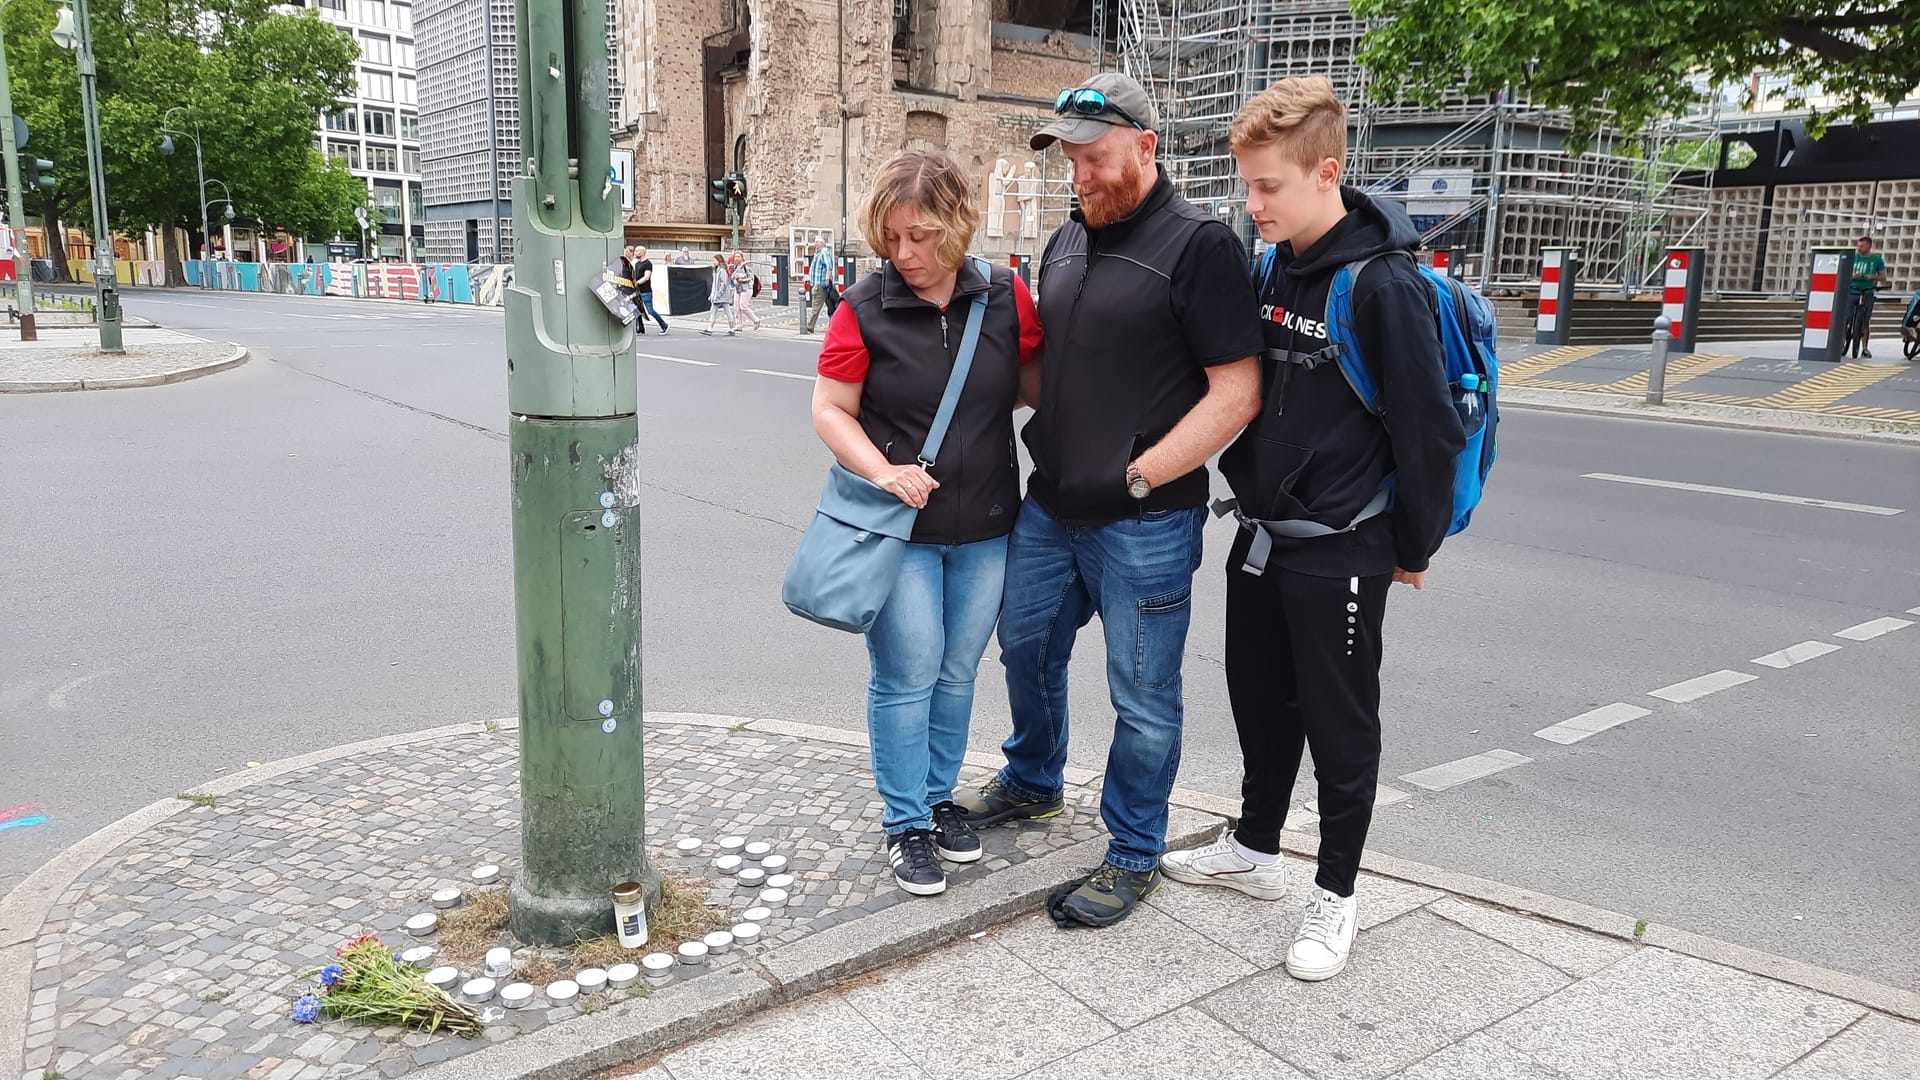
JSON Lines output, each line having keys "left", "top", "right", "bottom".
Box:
{"left": 1030, "top": 72, "right": 1159, "bottom": 150}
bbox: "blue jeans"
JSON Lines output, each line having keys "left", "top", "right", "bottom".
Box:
{"left": 639, "top": 292, "right": 669, "bottom": 332}
{"left": 995, "top": 499, "right": 1206, "bottom": 871}
{"left": 867, "top": 536, "right": 1010, "bottom": 836}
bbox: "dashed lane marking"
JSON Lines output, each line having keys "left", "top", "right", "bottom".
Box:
{"left": 638, "top": 352, "right": 715, "bottom": 367}
{"left": 1649, "top": 669, "right": 1758, "bottom": 704}
{"left": 1752, "top": 641, "right": 1843, "bottom": 669}
{"left": 1834, "top": 617, "right": 1914, "bottom": 642}
{"left": 1582, "top": 473, "right": 1903, "bottom": 516}
{"left": 745, "top": 369, "right": 814, "bottom": 381}
{"left": 1533, "top": 703, "right": 1652, "bottom": 745}
{"left": 1400, "top": 750, "right": 1533, "bottom": 792}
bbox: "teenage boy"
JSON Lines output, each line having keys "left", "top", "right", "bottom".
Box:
{"left": 1159, "top": 76, "right": 1465, "bottom": 981}
{"left": 1850, "top": 235, "right": 1887, "bottom": 358}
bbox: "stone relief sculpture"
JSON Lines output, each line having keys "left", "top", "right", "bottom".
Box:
{"left": 986, "top": 157, "right": 1015, "bottom": 239}
{"left": 1018, "top": 160, "right": 1042, "bottom": 241}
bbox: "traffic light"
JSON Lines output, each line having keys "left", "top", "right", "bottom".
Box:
{"left": 21, "top": 156, "right": 54, "bottom": 190}
{"left": 727, "top": 174, "right": 747, "bottom": 203}
{"left": 710, "top": 177, "right": 730, "bottom": 207}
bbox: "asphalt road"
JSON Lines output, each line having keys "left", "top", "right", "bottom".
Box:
{"left": 3, "top": 288, "right": 1916, "bottom": 990}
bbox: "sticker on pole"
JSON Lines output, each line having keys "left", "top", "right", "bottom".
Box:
{"left": 589, "top": 261, "right": 639, "bottom": 326}
{"left": 552, "top": 258, "right": 567, "bottom": 296}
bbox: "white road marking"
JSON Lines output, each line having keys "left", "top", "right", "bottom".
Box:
{"left": 47, "top": 669, "right": 112, "bottom": 711}
{"left": 1400, "top": 750, "right": 1532, "bottom": 792}
{"left": 1752, "top": 641, "right": 1842, "bottom": 669}
{"left": 1581, "top": 473, "right": 1903, "bottom": 516}
{"left": 1909, "top": 606, "right": 1920, "bottom": 616}
{"left": 1648, "top": 669, "right": 1758, "bottom": 703}
{"left": 1534, "top": 703, "right": 1652, "bottom": 745}
{"left": 745, "top": 369, "right": 813, "bottom": 381}
{"left": 1834, "top": 617, "right": 1913, "bottom": 642}
{"left": 638, "top": 352, "right": 715, "bottom": 367}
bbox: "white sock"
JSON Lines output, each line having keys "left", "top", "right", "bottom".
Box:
{"left": 1233, "top": 838, "right": 1281, "bottom": 866}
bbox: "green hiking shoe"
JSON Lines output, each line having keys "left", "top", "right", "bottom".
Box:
{"left": 952, "top": 775, "right": 1066, "bottom": 828}
{"left": 1055, "top": 862, "right": 1162, "bottom": 927}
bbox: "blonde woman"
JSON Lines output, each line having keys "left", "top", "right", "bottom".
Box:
{"left": 701, "top": 251, "right": 735, "bottom": 335}
{"left": 729, "top": 251, "right": 764, "bottom": 331}
{"left": 810, "top": 150, "right": 1043, "bottom": 896}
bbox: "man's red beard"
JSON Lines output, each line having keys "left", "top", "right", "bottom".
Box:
{"left": 1077, "top": 153, "right": 1146, "bottom": 229}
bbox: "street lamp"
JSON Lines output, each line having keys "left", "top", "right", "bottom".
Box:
{"left": 51, "top": 0, "right": 123, "bottom": 353}
{"left": 0, "top": 0, "right": 42, "bottom": 340}
{"left": 159, "top": 108, "right": 215, "bottom": 290}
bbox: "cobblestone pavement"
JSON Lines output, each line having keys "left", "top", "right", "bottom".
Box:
{"left": 0, "top": 328, "right": 242, "bottom": 391}
{"left": 18, "top": 720, "right": 1105, "bottom": 1080}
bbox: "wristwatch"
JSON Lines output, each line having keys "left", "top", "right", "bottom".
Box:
{"left": 1126, "top": 462, "right": 1152, "bottom": 501}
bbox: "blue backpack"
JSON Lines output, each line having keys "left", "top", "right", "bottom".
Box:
{"left": 1257, "top": 246, "right": 1500, "bottom": 536}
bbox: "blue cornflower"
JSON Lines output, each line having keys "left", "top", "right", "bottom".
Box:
{"left": 392, "top": 950, "right": 405, "bottom": 962}
{"left": 292, "top": 994, "right": 322, "bottom": 1024}
{"left": 319, "top": 964, "right": 344, "bottom": 988}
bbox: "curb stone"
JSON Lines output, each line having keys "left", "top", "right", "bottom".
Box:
{"left": 4, "top": 711, "right": 1914, "bottom": 1080}
{"left": 0, "top": 341, "right": 248, "bottom": 393}
{"left": 1500, "top": 385, "right": 1920, "bottom": 446}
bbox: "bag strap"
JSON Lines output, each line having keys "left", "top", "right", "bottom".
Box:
{"left": 918, "top": 256, "right": 993, "bottom": 467}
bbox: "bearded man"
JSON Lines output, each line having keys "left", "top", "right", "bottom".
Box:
{"left": 951, "top": 72, "right": 1264, "bottom": 928}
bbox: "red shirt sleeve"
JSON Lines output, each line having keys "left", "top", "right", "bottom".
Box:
{"left": 1011, "top": 273, "right": 1044, "bottom": 367}
{"left": 815, "top": 301, "right": 869, "bottom": 382}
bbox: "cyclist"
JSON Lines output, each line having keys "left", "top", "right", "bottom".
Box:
{"left": 1849, "top": 235, "right": 1887, "bottom": 359}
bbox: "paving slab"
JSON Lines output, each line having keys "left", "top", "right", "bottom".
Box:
{"left": 1479, "top": 947, "right": 1863, "bottom": 1080}
{"left": 1020, "top": 1006, "right": 1308, "bottom": 1080}
{"left": 1198, "top": 910, "right": 1569, "bottom": 1080}
{"left": 991, "top": 903, "right": 1257, "bottom": 1030}
{"left": 654, "top": 994, "right": 933, "bottom": 1080}
{"left": 1425, "top": 897, "right": 1632, "bottom": 978}
{"left": 1773, "top": 1013, "right": 1920, "bottom": 1080}
{"left": 0, "top": 328, "right": 246, "bottom": 391}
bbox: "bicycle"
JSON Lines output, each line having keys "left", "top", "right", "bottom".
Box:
{"left": 1902, "top": 292, "right": 1919, "bottom": 360}
{"left": 1842, "top": 291, "right": 1872, "bottom": 359}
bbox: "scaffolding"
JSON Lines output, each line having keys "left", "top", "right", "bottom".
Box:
{"left": 1113, "top": 0, "right": 1732, "bottom": 293}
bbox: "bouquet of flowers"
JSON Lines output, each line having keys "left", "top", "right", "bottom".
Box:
{"left": 294, "top": 934, "right": 482, "bottom": 1036}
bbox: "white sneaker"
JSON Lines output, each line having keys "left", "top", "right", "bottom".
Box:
{"left": 1286, "top": 887, "right": 1358, "bottom": 981}
{"left": 1159, "top": 831, "right": 1287, "bottom": 900}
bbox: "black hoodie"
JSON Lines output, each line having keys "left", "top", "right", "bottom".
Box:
{"left": 1218, "top": 187, "right": 1466, "bottom": 578}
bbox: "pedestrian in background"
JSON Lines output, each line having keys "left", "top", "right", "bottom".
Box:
{"left": 729, "top": 251, "right": 764, "bottom": 332}
{"left": 633, "top": 245, "right": 670, "bottom": 334}
{"left": 803, "top": 239, "right": 838, "bottom": 333}
{"left": 1850, "top": 235, "right": 1887, "bottom": 359}
{"left": 810, "top": 149, "right": 1043, "bottom": 897}
{"left": 702, "top": 251, "right": 736, "bottom": 335}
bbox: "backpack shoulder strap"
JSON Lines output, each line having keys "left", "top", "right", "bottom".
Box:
{"left": 1324, "top": 251, "right": 1419, "bottom": 416}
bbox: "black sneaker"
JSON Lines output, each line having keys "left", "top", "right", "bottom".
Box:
{"left": 888, "top": 829, "right": 947, "bottom": 896}
{"left": 931, "top": 802, "right": 982, "bottom": 864}
{"left": 1055, "top": 862, "right": 1161, "bottom": 927}
{"left": 952, "top": 776, "right": 1066, "bottom": 828}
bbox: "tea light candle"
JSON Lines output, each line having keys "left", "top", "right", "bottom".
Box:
{"left": 741, "top": 906, "right": 772, "bottom": 923}
{"left": 484, "top": 948, "right": 513, "bottom": 979}
{"left": 545, "top": 980, "right": 579, "bottom": 1004}
{"left": 674, "top": 838, "right": 703, "bottom": 854}
{"left": 677, "top": 941, "right": 709, "bottom": 966}
{"left": 400, "top": 946, "right": 436, "bottom": 968}
{"left": 759, "top": 855, "right": 789, "bottom": 873}
{"left": 500, "top": 982, "right": 535, "bottom": 1009}
{"left": 703, "top": 930, "right": 735, "bottom": 954}
{"left": 743, "top": 841, "right": 773, "bottom": 858}
{"left": 461, "top": 977, "right": 497, "bottom": 1003}
{"left": 640, "top": 952, "right": 675, "bottom": 983}
{"left": 425, "top": 966, "right": 459, "bottom": 991}
{"left": 736, "top": 867, "right": 765, "bottom": 888}
{"left": 431, "top": 888, "right": 463, "bottom": 909}
{"left": 766, "top": 874, "right": 795, "bottom": 890}
{"left": 758, "top": 888, "right": 789, "bottom": 909}
{"left": 713, "top": 854, "right": 743, "bottom": 876}
{"left": 404, "top": 912, "right": 439, "bottom": 937}
{"left": 472, "top": 864, "right": 501, "bottom": 885}
{"left": 607, "top": 963, "right": 639, "bottom": 989}
{"left": 576, "top": 967, "right": 608, "bottom": 992}
{"left": 731, "top": 922, "right": 762, "bottom": 946}
{"left": 718, "top": 836, "right": 747, "bottom": 853}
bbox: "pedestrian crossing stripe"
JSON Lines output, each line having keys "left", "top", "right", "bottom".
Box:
{"left": 1754, "top": 364, "right": 1902, "bottom": 410}
{"left": 1608, "top": 353, "right": 1744, "bottom": 396}
{"left": 1500, "top": 345, "right": 1604, "bottom": 381}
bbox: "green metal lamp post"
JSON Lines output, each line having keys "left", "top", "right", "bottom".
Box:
{"left": 51, "top": 0, "right": 122, "bottom": 353}
{"left": 504, "top": 0, "right": 655, "bottom": 945}
{"left": 0, "top": 0, "right": 40, "bottom": 339}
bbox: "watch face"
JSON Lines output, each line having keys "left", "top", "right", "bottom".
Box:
{"left": 1129, "top": 477, "right": 1152, "bottom": 499}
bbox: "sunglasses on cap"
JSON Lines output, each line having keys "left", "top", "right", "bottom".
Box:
{"left": 1054, "top": 87, "right": 1145, "bottom": 132}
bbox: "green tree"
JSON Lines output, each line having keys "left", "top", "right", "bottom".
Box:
{"left": 1354, "top": 0, "right": 1920, "bottom": 146}
{"left": 2, "top": 0, "right": 362, "bottom": 277}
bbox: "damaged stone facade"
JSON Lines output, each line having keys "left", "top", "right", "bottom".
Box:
{"left": 616, "top": 0, "right": 1101, "bottom": 255}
